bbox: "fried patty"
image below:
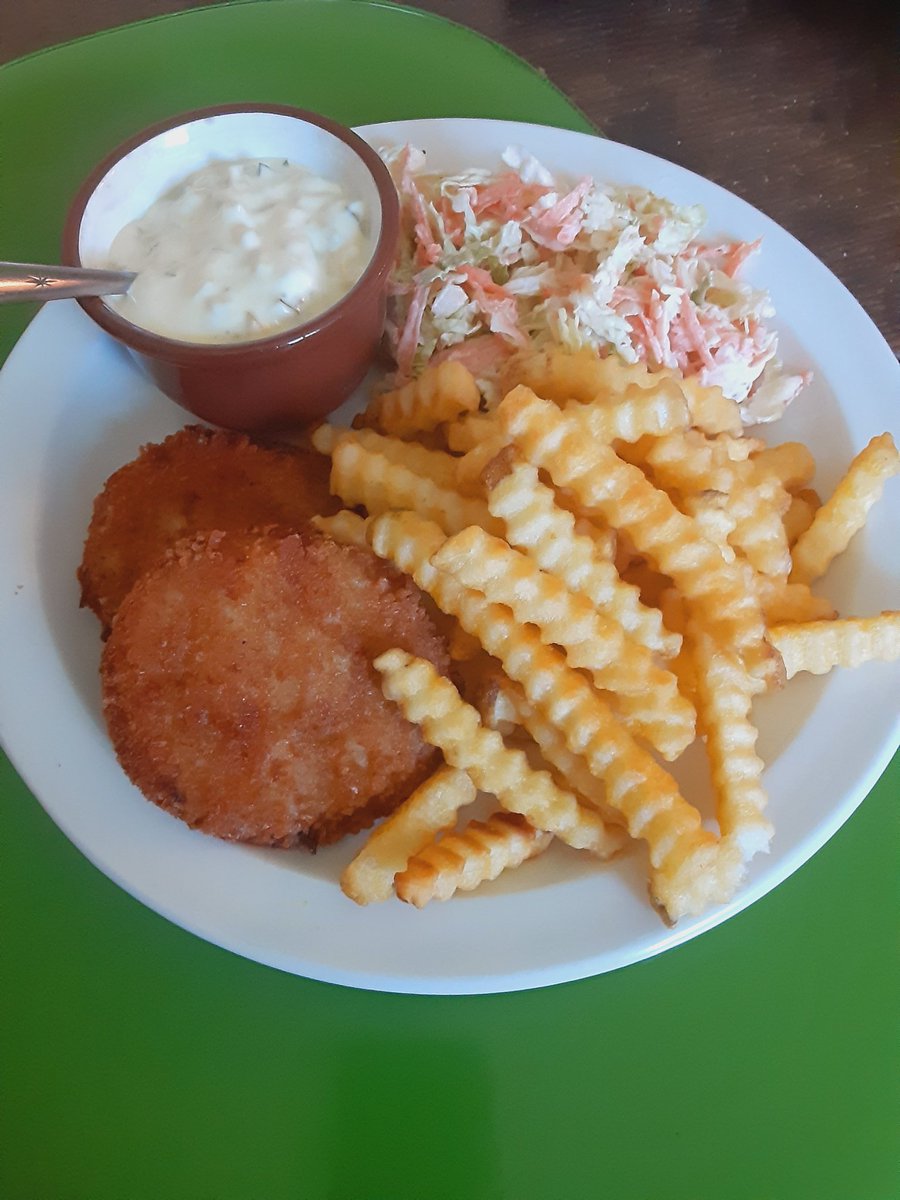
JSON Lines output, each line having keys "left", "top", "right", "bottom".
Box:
{"left": 79, "top": 425, "right": 338, "bottom": 631}
{"left": 101, "top": 529, "right": 449, "bottom": 848}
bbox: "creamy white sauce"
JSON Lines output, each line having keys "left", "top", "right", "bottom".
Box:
{"left": 105, "top": 157, "right": 370, "bottom": 343}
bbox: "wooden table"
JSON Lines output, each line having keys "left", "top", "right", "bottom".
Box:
{"left": 2, "top": 0, "right": 897, "bottom": 352}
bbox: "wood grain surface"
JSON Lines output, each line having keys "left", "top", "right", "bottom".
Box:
{"left": 2, "top": 0, "right": 896, "bottom": 351}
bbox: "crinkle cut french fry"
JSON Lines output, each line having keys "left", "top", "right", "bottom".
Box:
{"left": 475, "top": 672, "right": 522, "bottom": 734}
{"left": 497, "top": 387, "right": 779, "bottom": 689}
{"left": 329, "top": 439, "right": 504, "bottom": 537}
{"left": 447, "top": 622, "right": 484, "bottom": 663}
{"left": 550, "top": 488, "right": 618, "bottom": 558}
{"left": 567, "top": 380, "right": 691, "bottom": 443}
{"left": 310, "top": 423, "right": 343, "bottom": 455}
{"left": 782, "top": 489, "right": 820, "bottom": 548}
{"left": 503, "top": 346, "right": 680, "bottom": 412}
{"left": 445, "top": 412, "right": 497, "bottom": 453}
{"left": 373, "top": 649, "right": 621, "bottom": 857}
{"left": 433, "top": 525, "right": 695, "bottom": 760}
{"left": 500, "top": 345, "right": 618, "bottom": 403}
{"left": 688, "top": 624, "right": 772, "bottom": 860}
{"left": 340, "top": 766, "right": 477, "bottom": 905}
{"left": 501, "top": 362, "right": 691, "bottom": 444}
{"left": 676, "top": 454, "right": 794, "bottom": 582}
{"left": 755, "top": 576, "right": 836, "bottom": 624}
{"left": 395, "top": 812, "right": 552, "bottom": 906}
{"left": 638, "top": 432, "right": 784, "bottom": 573}
{"left": 728, "top": 436, "right": 767, "bottom": 461}
{"left": 485, "top": 455, "right": 679, "bottom": 658}
{"left": 455, "top": 435, "right": 509, "bottom": 494}
{"left": 675, "top": 375, "right": 743, "bottom": 436}
{"left": 312, "top": 425, "right": 462, "bottom": 492}
{"left": 366, "top": 513, "right": 740, "bottom": 921}
{"left": 769, "top": 612, "right": 900, "bottom": 678}
{"left": 572, "top": 516, "right": 617, "bottom": 561}
{"left": 640, "top": 430, "right": 745, "bottom": 494}
{"left": 362, "top": 360, "right": 481, "bottom": 436}
{"left": 752, "top": 441, "right": 817, "bottom": 492}
{"left": 725, "top": 469, "right": 792, "bottom": 579}
{"left": 310, "top": 510, "right": 371, "bottom": 549}
{"left": 657, "top": 589, "right": 698, "bottom": 705}
{"left": 504, "top": 347, "right": 742, "bottom": 436}
{"left": 483, "top": 676, "right": 624, "bottom": 829}
{"left": 663, "top": 587, "right": 771, "bottom": 863}
{"left": 678, "top": 491, "right": 737, "bottom": 563}
{"left": 790, "top": 433, "right": 900, "bottom": 586}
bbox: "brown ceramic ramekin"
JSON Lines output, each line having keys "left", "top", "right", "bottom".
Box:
{"left": 62, "top": 103, "right": 400, "bottom": 431}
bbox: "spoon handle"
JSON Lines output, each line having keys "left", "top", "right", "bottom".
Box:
{"left": 0, "top": 261, "right": 135, "bottom": 304}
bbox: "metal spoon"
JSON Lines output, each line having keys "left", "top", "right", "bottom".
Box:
{"left": 0, "top": 261, "right": 135, "bottom": 305}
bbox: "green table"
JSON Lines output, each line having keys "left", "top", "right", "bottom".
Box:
{"left": 1, "top": 4, "right": 897, "bottom": 1196}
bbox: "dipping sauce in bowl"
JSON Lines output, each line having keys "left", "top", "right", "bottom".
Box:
{"left": 106, "top": 157, "right": 371, "bottom": 344}
{"left": 62, "top": 104, "right": 400, "bottom": 432}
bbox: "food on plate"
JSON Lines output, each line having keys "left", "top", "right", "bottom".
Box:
{"left": 495, "top": 384, "right": 781, "bottom": 687}
{"left": 686, "top": 625, "right": 771, "bottom": 858}
{"left": 511, "top": 360, "right": 695, "bottom": 442}
{"left": 480, "top": 675, "right": 619, "bottom": 818}
{"left": 340, "top": 765, "right": 477, "bottom": 904}
{"left": 444, "top": 411, "right": 500, "bottom": 453}
{"left": 101, "top": 529, "right": 449, "bottom": 847}
{"left": 104, "top": 158, "right": 372, "bottom": 342}
{"left": 381, "top": 145, "right": 807, "bottom": 422}
{"left": 78, "top": 425, "right": 337, "bottom": 631}
{"left": 76, "top": 157, "right": 896, "bottom": 924}
{"left": 626, "top": 429, "right": 795, "bottom": 579}
{"left": 321, "top": 432, "right": 503, "bottom": 537}
{"left": 506, "top": 347, "right": 744, "bottom": 436}
{"left": 311, "top": 508, "right": 371, "bottom": 549}
{"left": 431, "top": 524, "right": 696, "bottom": 761}
{"left": 359, "top": 358, "right": 481, "bottom": 435}
{"left": 782, "top": 488, "right": 821, "bottom": 547}
{"left": 374, "top": 648, "right": 625, "bottom": 857}
{"left": 769, "top": 613, "right": 900, "bottom": 679}
{"left": 312, "top": 424, "right": 462, "bottom": 492}
{"left": 753, "top": 574, "right": 836, "bottom": 624}
{"left": 363, "top": 511, "right": 725, "bottom": 922}
{"left": 483, "top": 453, "right": 678, "bottom": 656}
{"left": 310, "top": 353, "right": 897, "bottom": 921}
{"left": 789, "top": 433, "right": 899, "bottom": 586}
{"left": 752, "top": 441, "right": 816, "bottom": 491}
{"left": 395, "top": 810, "right": 552, "bottom": 907}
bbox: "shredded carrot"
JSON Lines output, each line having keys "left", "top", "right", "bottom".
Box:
{"left": 459, "top": 266, "right": 529, "bottom": 348}
{"left": 523, "top": 179, "right": 592, "bottom": 251}
{"left": 395, "top": 284, "right": 431, "bottom": 378}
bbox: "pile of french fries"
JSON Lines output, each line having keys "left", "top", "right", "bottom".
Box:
{"left": 310, "top": 349, "right": 899, "bottom": 924}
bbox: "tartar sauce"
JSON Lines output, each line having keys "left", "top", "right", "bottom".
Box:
{"left": 105, "top": 158, "right": 370, "bottom": 343}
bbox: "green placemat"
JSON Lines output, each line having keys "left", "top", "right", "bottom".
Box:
{"left": 0, "top": 4, "right": 897, "bottom": 1198}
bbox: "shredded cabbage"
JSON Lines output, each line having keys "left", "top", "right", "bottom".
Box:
{"left": 380, "top": 143, "right": 808, "bottom": 422}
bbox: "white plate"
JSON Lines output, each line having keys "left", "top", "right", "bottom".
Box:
{"left": 1, "top": 118, "right": 898, "bottom": 995}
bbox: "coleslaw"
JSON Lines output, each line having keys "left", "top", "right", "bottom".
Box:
{"left": 381, "top": 144, "right": 808, "bottom": 423}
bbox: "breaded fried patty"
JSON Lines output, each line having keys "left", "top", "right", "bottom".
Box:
{"left": 101, "top": 530, "right": 449, "bottom": 847}
{"left": 79, "top": 425, "right": 338, "bottom": 631}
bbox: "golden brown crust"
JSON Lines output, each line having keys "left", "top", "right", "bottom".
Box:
{"left": 79, "top": 425, "right": 339, "bottom": 631}
{"left": 101, "top": 529, "right": 448, "bottom": 847}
